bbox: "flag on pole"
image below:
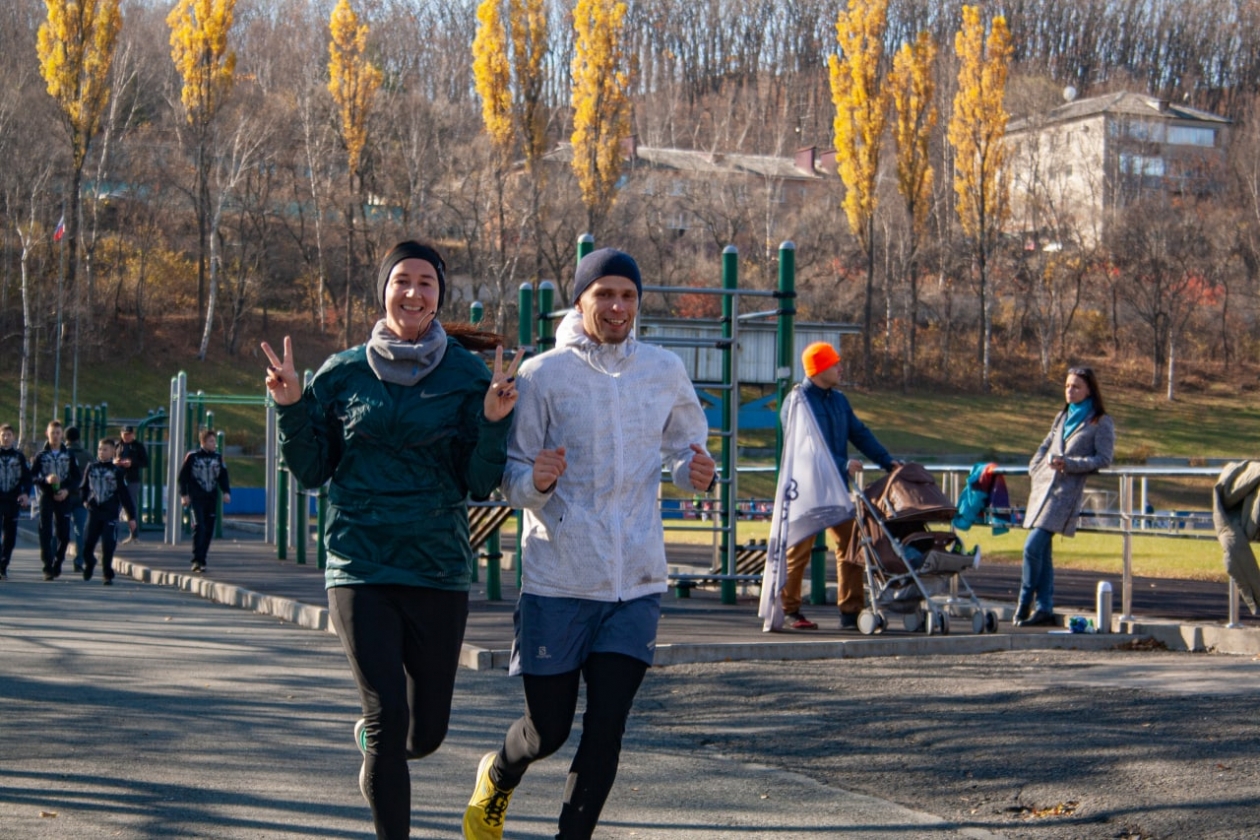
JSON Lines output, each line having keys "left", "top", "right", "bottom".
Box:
{"left": 758, "top": 387, "right": 855, "bottom": 632}
{"left": 52, "top": 215, "right": 65, "bottom": 242}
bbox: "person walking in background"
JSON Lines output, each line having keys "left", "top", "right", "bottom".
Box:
{"left": 778, "top": 342, "right": 898, "bottom": 631}
{"left": 0, "top": 424, "right": 32, "bottom": 581}
{"left": 79, "top": 437, "right": 138, "bottom": 585}
{"left": 463, "top": 248, "right": 716, "bottom": 840}
{"left": 262, "top": 240, "right": 523, "bottom": 840}
{"left": 1016, "top": 366, "right": 1116, "bottom": 627}
{"left": 32, "top": 420, "right": 81, "bottom": 581}
{"left": 63, "top": 426, "right": 92, "bottom": 572}
{"left": 115, "top": 424, "right": 149, "bottom": 543}
{"left": 177, "top": 429, "right": 231, "bottom": 573}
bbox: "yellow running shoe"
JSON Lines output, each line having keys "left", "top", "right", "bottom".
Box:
{"left": 463, "top": 751, "right": 513, "bottom": 840}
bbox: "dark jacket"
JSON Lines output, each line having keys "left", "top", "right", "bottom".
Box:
{"left": 178, "top": 448, "right": 231, "bottom": 502}
{"left": 64, "top": 443, "right": 92, "bottom": 508}
{"left": 116, "top": 438, "right": 149, "bottom": 483}
{"left": 32, "top": 443, "right": 81, "bottom": 501}
{"left": 798, "top": 379, "right": 894, "bottom": 489}
{"left": 0, "top": 447, "right": 32, "bottom": 505}
{"left": 81, "top": 460, "right": 138, "bottom": 522}
{"left": 276, "top": 337, "right": 510, "bottom": 591}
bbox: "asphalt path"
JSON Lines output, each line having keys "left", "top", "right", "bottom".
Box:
{"left": 4, "top": 544, "right": 1260, "bottom": 840}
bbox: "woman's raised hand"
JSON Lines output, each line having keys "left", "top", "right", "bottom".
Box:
{"left": 261, "top": 336, "right": 302, "bottom": 406}
{"left": 484, "top": 346, "right": 526, "bottom": 422}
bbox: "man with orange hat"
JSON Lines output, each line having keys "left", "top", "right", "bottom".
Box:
{"left": 782, "top": 341, "right": 897, "bottom": 630}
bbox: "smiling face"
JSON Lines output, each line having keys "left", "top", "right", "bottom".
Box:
{"left": 1064, "top": 373, "right": 1091, "bottom": 405}
{"left": 576, "top": 275, "right": 638, "bottom": 345}
{"left": 384, "top": 257, "right": 441, "bottom": 341}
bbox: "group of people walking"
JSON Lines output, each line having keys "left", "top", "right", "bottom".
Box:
{"left": 261, "top": 237, "right": 1115, "bottom": 840}
{"left": 0, "top": 417, "right": 234, "bottom": 583}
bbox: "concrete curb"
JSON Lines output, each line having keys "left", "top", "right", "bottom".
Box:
{"left": 113, "top": 557, "right": 1260, "bottom": 671}
{"left": 114, "top": 558, "right": 332, "bottom": 632}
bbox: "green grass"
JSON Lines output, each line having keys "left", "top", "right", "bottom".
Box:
{"left": 660, "top": 519, "right": 1228, "bottom": 583}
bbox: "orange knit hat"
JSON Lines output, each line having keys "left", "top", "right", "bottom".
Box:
{"left": 802, "top": 342, "right": 840, "bottom": 377}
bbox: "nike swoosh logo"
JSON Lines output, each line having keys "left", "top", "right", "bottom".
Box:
{"left": 419, "top": 391, "right": 442, "bottom": 399}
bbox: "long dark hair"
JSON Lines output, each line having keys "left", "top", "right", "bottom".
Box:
{"left": 1065, "top": 366, "right": 1107, "bottom": 422}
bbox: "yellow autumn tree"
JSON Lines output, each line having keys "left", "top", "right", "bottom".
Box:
{"left": 36, "top": 0, "right": 122, "bottom": 294}
{"left": 890, "top": 30, "right": 938, "bottom": 385}
{"left": 829, "top": 0, "right": 890, "bottom": 384}
{"left": 511, "top": 0, "right": 549, "bottom": 173}
{"left": 571, "top": 0, "right": 632, "bottom": 233}
{"left": 948, "top": 5, "right": 1012, "bottom": 391}
{"left": 328, "top": 0, "right": 381, "bottom": 346}
{"left": 473, "top": 0, "right": 513, "bottom": 155}
{"left": 168, "top": 0, "right": 238, "bottom": 322}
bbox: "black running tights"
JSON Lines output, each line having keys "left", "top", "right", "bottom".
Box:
{"left": 328, "top": 584, "right": 468, "bottom": 840}
{"left": 495, "top": 652, "right": 648, "bottom": 840}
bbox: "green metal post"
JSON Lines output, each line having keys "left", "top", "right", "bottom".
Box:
{"left": 810, "top": 531, "right": 829, "bottom": 607}
{"left": 577, "top": 233, "right": 594, "bottom": 262}
{"left": 98, "top": 403, "right": 108, "bottom": 444}
{"left": 276, "top": 465, "right": 288, "bottom": 561}
{"left": 720, "top": 245, "right": 738, "bottom": 605}
{"left": 214, "top": 429, "right": 225, "bottom": 539}
{"left": 295, "top": 488, "right": 308, "bottom": 566}
{"left": 470, "top": 300, "right": 484, "bottom": 325}
{"left": 518, "top": 282, "right": 534, "bottom": 351}
{"left": 516, "top": 281, "right": 534, "bottom": 592}
{"left": 147, "top": 414, "right": 164, "bottom": 528}
{"left": 316, "top": 485, "right": 328, "bottom": 570}
{"left": 485, "top": 527, "right": 502, "bottom": 601}
{"left": 537, "top": 280, "right": 556, "bottom": 352}
{"left": 776, "top": 242, "right": 796, "bottom": 466}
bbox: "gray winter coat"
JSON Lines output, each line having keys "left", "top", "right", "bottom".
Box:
{"left": 1024, "top": 410, "right": 1115, "bottom": 536}
{"left": 1212, "top": 460, "right": 1260, "bottom": 614}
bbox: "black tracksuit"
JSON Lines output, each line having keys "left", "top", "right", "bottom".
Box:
{"left": 0, "top": 446, "right": 32, "bottom": 574}
{"left": 177, "top": 447, "right": 230, "bottom": 568}
{"left": 116, "top": 437, "right": 149, "bottom": 525}
{"left": 32, "top": 443, "right": 82, "bottom": 577}
{"left": 80, "top": 460, "right": 137, "bottom": 582}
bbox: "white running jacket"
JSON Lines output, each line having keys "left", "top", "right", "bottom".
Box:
{"left": 503, "top": 312, "right": 711, "bottom": 602}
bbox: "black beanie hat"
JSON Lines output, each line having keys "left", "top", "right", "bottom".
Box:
{"left": 377, "top": 241, "right": 446, "bottom": 311}
{"left": 572, "top": 248, "right": 642, "bottom": 305}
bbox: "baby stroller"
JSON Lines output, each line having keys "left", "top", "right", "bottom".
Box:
{"left": 845, "top": 463, "right": 999, "bottom": 635}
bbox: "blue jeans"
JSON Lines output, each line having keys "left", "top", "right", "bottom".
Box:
{"left": 1020, "top": 527, "right": 1055, "bottom": 613}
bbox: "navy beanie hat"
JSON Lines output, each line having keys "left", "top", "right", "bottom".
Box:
{"left": 377, "top": 241, "right": 446, "bottom": 311}
{"left": 572, "top": 248, "right": 642, "bottom": 305}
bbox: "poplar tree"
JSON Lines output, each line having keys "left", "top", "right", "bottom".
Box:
{"left": 948, "top": 5, "right": 1012, "bottom": 392}
{"left": 328, "top": 0, "right": 381, "bottom": 347}
{"left": 890, "top": 30, "right": 938, "bottom": 386}
{"left": 570, "top": 0, "right": 632, "bottom": 233}
{"left": 473, "top": 0, "right": 549, "bottom": 330}
{"left": 168, "top": 0, "right": 238, "bottom": 325}
{"left": 829, "top": 0, "right": 890, "bottom": 384}
{"left": 36, "top": 0, "right": 122, "bottom": 307}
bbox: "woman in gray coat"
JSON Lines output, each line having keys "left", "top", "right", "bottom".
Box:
{"left": 1016, "top": 366, "right": 1116, "bottom": 626}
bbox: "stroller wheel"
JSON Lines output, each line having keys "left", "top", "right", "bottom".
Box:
{"left": 985, "top": 610, "right": 1000, "bottom": 633}
{"left": 972, "top": 611, "right": 986, "bottom": 635}
{"left": 927, "top": 609, "right": 950, "bottom": 636}
{"left": 857, "top": 609, "right": 882, "bottom": 635}
{"left": 903, "top": 611, "right": 924, "bottom": 633}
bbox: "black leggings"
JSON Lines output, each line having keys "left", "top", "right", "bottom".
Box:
{"left": 495, "top": 652, "right": 648, "bottom": 840}
{"left": 328, "top": 585, "right": 468, "bottom": 840}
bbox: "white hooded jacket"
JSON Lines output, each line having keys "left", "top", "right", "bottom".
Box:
{"left": 503, "top": 310, "right": 711, "bottom": 601}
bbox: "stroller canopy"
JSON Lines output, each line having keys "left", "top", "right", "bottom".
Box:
{"left": 863, "top": 463, "right": 956, "bottom": 523}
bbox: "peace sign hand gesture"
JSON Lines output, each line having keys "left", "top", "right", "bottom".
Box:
{"left": 261, "top": 336, "right": 302, "bottom": 407}
{"left": 484, "top": 346, "right": 526, "bottom": 422}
